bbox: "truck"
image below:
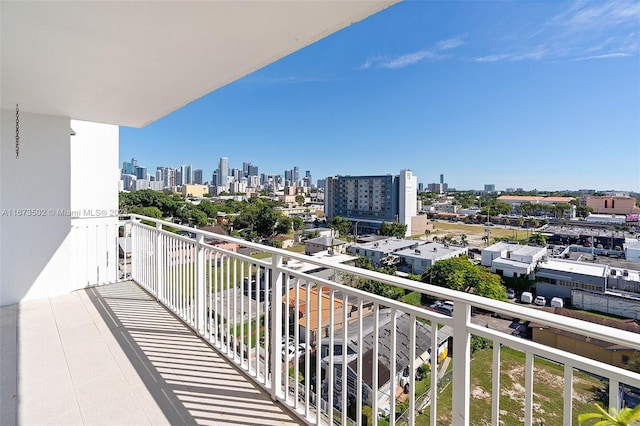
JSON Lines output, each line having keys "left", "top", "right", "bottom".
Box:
{"left": 550, "top": 297, "right": 564, "bottom": 308}
{"left": 520, "top": 291, "right": 533, "bottom": 304}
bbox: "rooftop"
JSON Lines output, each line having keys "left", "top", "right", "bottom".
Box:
{"left": 537, "top": 258, "right": 609, "bottom": 277}
{"left": 351, "top": 238, "right": 420, "bottom": 253}
{"left": 395, "top": 242, "right": 467, "bottom": 261}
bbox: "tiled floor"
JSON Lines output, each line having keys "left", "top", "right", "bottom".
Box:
{"left": 0, "top": 282, "right": 303, "bottom": 426}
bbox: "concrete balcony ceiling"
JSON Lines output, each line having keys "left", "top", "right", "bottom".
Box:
{"left": 1, "top": 1, "right": 397, "bottom": 127}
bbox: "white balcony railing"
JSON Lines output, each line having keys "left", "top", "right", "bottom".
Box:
{"left": 121, "top": 214, "right": 640, "bottom": 426}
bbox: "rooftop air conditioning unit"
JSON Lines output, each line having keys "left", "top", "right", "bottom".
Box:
{"left": 611, "top": 270, "right": 617, "bottom": 276}
{"left": 623, "top": 270, "right": 629, "bottom": 277}
{"left": 415, "top": 249, "right": 421, "bottom": 254}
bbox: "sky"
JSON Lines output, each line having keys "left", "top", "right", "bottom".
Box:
{"left": 119, "top": 0, "right": 640, "bottom": 192}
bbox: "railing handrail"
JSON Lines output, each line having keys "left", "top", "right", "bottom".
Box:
{"left": 126, "top": 214, "right": 640, "bottom": 352}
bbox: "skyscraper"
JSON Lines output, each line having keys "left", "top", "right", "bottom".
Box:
{"left": 440, "top": 174, "right": 444, "bottom": 184}
{"left": 218, "top": 157, "right": 229, "bottom": 187}
{"left": 122, "top": 158, "right": 137, "bottom": 175}
{"left": 193, "top": 169, "right": 203, "bottom": 185}
{"left": 180, "top": 165, "right": 193, "bottom": 185}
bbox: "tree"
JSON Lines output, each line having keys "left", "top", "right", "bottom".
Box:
{"left": 292, "top": 216, "right": 304, "bottom": 231}
{"left": 528, "top": 233, "right": 547, "bottom": 246}
{"left": 422, "top": 256, "right": 507, "bottom": 301}
{"left": 380, "top": 221, "right": 408, "bottom": 238}
{"left": 578, "top": 403, "right": 640, "bottom": 425}
{"left": 191, "top": 209, "right": 208, "bottom": 227}
{"left": 329, "top": 216, "right": 350, "bottom": 237}
{"left": 576, "top": 205, "right": 594, "bottom": 218}
{"left": 141, "top": 206, "right": 163, "bottom": 219}
{"left": 460, "top": 234, "right": 468, "bottom": 246}
{"left": 254, "top": 203, "right": 278, "bottom": 239}
{"left": 295, "top": 194, "right": 305, "bottom": 206}
{"left": 197, "top": 200, "right": 217, "bottom": 219}
{"left": 275, "top": 216, "right": 292, "bottom": 235}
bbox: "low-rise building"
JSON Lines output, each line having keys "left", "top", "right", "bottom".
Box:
{"left": 481, "top": 242, "right": 547, "bottom": 278}
{"left": 582, "top": 195, "right": 640, "bottom": 215}
{"left": 321, "top": 309, "right": 452, "bottom": 412}
{"left": 305, "top": 235, "right": 347, "bottom": 256}
{"left": 531, "top": 307, "right": 640, "bottom": 369}
{"left": 535, "top": 259, "right": 608, "bottom": 300}
{"left": 350, "top": 238, "right": 422, "bottom": 266}
{"left": 394, "top": 242, "right": 467, "bottom": 275}
{"left": 182, "top": 184, "right": 208, "bottom": 197}
{"left": 625, "top": 240, "right": 640, "bottom": 263}
{"left": 497, "top": 195, "right": 575, "bottom": 211}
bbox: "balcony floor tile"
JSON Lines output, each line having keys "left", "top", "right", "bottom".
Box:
{"left": 1, "top": 281, "right": 303, "bottom": 426}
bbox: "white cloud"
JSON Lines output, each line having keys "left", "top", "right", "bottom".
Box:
{"left": 471, "top": 54, "right": 510, "bottom": 63}
{"left": 360, "top": 35, "right": 465, "bottom": 70}
{"left": 572, "top": 52, "right": 634, "bottom": 61}
{"left": 436, "top": 36, "right": 465, "bottom": 50}
{"left": 379, "top": 50, "right": 438, "bottom": 69}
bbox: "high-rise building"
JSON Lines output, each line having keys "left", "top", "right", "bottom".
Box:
{"left": 248, "top": 165, "right": 259, "bottom": 177}
{"left": 242, "top": 162, "right": 251, "bottom": 178}
{"left": 293, "top": 166, "right": 300, "bottom": 183}
{"left": 180, "top": 165, "right": 193, "bottom": 185}
{"left": 324, "top": 169, "right": 418, "bottom": 236}
{"left": 134, "top": 165, "right": 147, "bottom": 180}
{"left": 484, "top": 184, "right": 496, "bottom": 193}
{"left": 440, "top": 174, "right": 444, "bottom": 184}
{"left": 122, "top": 158, "right": 137, "bottom": 175}
{"left": 193, "top": 169, "right": 203, "bottom": 185}
{"left": 218, "top": 157, "right": 229, "bottom": 186}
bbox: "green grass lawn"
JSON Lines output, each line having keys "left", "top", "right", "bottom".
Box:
{"left": 413, "top": 346, "right": 602, "bottom": 426}
{"left": 433, "top": 222, "right": 531, "bottom": 241}
{"left": 230, "top": 317, "right": 264, "bottom": 347}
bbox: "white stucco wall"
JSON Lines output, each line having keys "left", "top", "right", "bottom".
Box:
{"left": 1, "top": 110, "right": 73, "bottom": 305}
{"left": 399, "top": 170, "right": 417, "bottom": 236}
{"left": 0, "top": 111, "right": 119, "bottom": 305}
{"left": 69, "top": 120, "right": 119, "bottom": 289}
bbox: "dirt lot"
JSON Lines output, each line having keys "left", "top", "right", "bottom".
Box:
{"left": 423, "top": 221, "right": 532, "bottom": 248}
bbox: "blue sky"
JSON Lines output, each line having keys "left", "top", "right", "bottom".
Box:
{"left": 120, "top": 0, "right": 640, "bottom": 192}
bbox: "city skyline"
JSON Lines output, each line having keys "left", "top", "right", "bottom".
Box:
{"left": 120, "top": 1, "right": 640, "bottom": 192}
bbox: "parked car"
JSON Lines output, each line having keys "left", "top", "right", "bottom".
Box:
{"left": 506, "top": 288, "right": 516, "bottom": 299}
{"left": 534, "top": 296, "right": 546, "bottom": 306}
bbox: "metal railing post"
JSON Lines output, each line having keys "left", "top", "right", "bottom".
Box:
{"left": 195, "top": 233, "right": 206, "bottom": 335}
{"left": 452, "top": 301, "right": 471, "bottom": 426}
{"left": 270, "top": 253, "right": 284, "bottom": 401}
{"left": 155, "top": 222, "right": 164, "bottom": 301}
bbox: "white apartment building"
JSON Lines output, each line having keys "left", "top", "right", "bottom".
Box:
{"left": 481, "top": 242, "right": 547, "bottom": 279}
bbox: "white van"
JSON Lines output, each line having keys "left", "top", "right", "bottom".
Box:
{"left": 550, "top": 297, "right": 564, "bottom": 308}
{"left": 520, "top": 292, "right": 533, "bottom": 304}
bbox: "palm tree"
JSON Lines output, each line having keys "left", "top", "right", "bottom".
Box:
{"left": 578, "top": 403, "right": 640, "bottom": 425}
